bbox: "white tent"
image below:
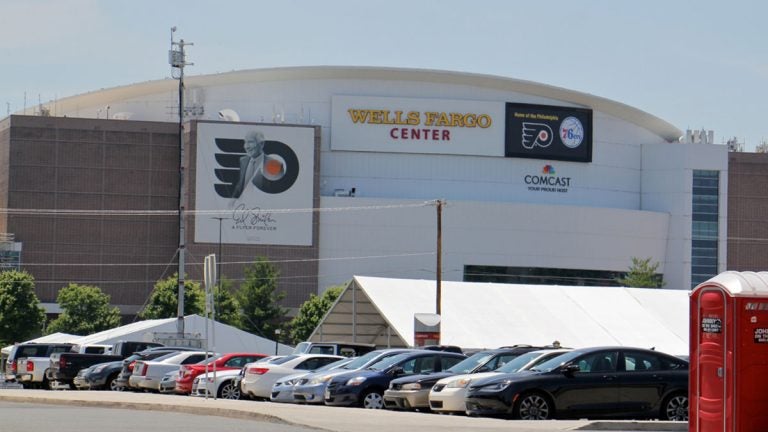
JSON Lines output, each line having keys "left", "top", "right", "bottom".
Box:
{"left": 310, "top": 276, "right": 691, "bottom": 356}
{"left": 1, "top": 332, "right": 82, "bottom": 357}
{"left": 68, "top": 315, "right": 293, "bottom": 355}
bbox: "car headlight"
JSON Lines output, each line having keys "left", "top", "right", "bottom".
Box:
{"left": 446, "top": 378, "right": 471, "bottom": 388}
{"left": 477, "top": 379, "right": 513, "bottom": 391}
{"left": 310, "top": 374, "right": 334, "bottom": 385}
{"left": 346, "top": 376, "right": 367, "bottom": 386}
{"left": 401, "top": 383, "right": 421, "bottom": 391}
{"left": 92, "top": 364, "right": 109, "bottom": 373}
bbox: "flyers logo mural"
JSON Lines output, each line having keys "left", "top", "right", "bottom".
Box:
{"left": 522, "top": 122, "right": 554, "bottom": 149}
{"left": 213, "top": 130, "right": 300, "bottom": 199}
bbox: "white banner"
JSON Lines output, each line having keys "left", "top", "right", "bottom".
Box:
{"left": 195, "top": 123, "right": 315, "bottom": 246}
{"left": 331, "top": 95, "right": 505, "bottom": 156}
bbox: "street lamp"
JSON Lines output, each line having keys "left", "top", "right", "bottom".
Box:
{"left": 211, "top": 217, "right": 226, "bottom": 286}
{"left": 274, "top": 328, "right": 282, "bottom": 355}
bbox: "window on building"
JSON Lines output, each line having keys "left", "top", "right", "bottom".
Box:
{"left": 464, "top": 265, "right": 624, "bottom": 287}
{"left": 691, "top": 170, "right": 719, "bottom": 288}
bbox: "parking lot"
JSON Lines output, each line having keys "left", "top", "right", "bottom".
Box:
{"left": 0, "top": 389, "right": 685, "bottom": 432}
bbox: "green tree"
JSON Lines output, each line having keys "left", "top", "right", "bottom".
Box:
{"left": 236, "top": 257, "right": 288, "bottom": 338}
{"left": 46, "top": 283, "right": 121, "bottom": 335}
{"left": 139, "top": 274, "right": 205, "bottom": 319}
{"left": 211, "top": 277, "right": 242, "bottom": 329}
{"left": 0, "top": 270, "right": 46, "bottom": 344}
{"left": 616, "top": 257, "right": 665, "bottom": 288}
{"left": 289, "top": 284, "right": 344, "bottom": 344}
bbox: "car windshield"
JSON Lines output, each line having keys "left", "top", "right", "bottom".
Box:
{"left": 315, "top": 358, "right": 353, "bottom": 372}
{"left": 149, "top": 352, "right": 181, "bottom": 362}
{"left": 494, "top": 351, "right": 547, "bottom": 373}
{"left": 269, "top": 355, "right": 300, "bottom": 365}
{"left": 445, "top": 352, "right": 495, "bottom": 374}
{"left": 292, "top": 342, "right": 311, "bottom": 354}
{"left": 199, "top": 354, "right": 225, "bottom": 365}
{"left": 366, "top": 352, "right": 417, "bottom": 371}
{"left": 527, "top": 350, "right": 583, "bottom": 372}
{"left": 342, "top": 350, "right": 398, "bottom": 370}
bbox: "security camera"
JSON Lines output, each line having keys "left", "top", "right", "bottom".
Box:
{"left": 218, "top": 109, "right": 240, "bottom": 122}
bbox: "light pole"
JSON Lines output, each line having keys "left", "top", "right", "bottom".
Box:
{"left": 274, "top": 328, "right": 282, "bottom": 355}
{"left": 211, "top": 216, "right": 226, "bottom": 286}
{"left": 169, "top": 26, "right": 193, "bottom": 337}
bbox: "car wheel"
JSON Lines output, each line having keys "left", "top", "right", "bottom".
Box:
{"left": 107, "top": 374, "right": 120, "bottom": 391}
{"left": 661, "top": 392, "right": 688, "bottom": 421}
{"left": 218, "top": 381, "right": 241, "bottom": 400}
{"left": 514, "top": 392, "right": 553, "bottom": 420}
{"left": 361, "top": 389, "right": 384, "bottom": 409}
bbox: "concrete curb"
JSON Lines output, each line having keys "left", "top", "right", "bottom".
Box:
{"left": 0, "top": 390, "right": 687, "bottom": 432}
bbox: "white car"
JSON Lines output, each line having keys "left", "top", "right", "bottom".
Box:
{"left": 191, "top": 369, "right": 243, "bottom": 399}
{"left": 129, "top": 351, "right": 214, "bottom": 392}
{"left": 240, "top": 354, "right": 343, "bottom": 400}
{"left": 270, "top": 357, "right": 354, "bottom": 403}
{"left": 428, "top": 349, "right": 571, "bottom": 413}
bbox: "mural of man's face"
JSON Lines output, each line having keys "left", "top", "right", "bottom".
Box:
{"left": 244, "top": 131, "right": 265, "bottom": 158}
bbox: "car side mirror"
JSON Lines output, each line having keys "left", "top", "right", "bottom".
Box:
{"left": 562, "top": 364, "right": 580, "bottom": 375}
{"left": 390, "top": 366, "right": 405, "bottom": 376}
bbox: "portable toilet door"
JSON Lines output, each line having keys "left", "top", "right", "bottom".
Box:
{"left": 690, "top": 282, "right": 729, "bottom": 432}
{"left": 689, "top": 271, "right": 768, "bottom": 432}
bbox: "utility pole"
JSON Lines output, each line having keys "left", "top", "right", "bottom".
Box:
{"left": 169, "top": 27, "right": 193, "bottom": 337}
{"left": 435, "top": 199, "right": 443, "bottom": 315}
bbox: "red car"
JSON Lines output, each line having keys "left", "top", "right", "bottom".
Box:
{"left": 175, "top": 353, "right": 267, "bottom": 394}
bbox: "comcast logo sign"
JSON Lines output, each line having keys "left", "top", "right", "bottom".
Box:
{"left": 524, "top": 165, "right": 571, "bottom": 193}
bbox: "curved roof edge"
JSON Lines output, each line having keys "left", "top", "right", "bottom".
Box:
{"left": 695, "top": 271, "right": 768, "bottom": 296}
{"left": 43, "top": 66, "right": 682, "bottom": 143}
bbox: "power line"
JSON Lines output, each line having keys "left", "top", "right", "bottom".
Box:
{"left": 0, "top": 202, "right": 431, "bottom": 217}
{"left": 16, "top": 251, "right": 435, "bottom": 267}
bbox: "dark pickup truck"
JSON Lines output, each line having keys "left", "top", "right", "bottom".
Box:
{"left": 47, "top": 352, "right": 123, "bottom": 388}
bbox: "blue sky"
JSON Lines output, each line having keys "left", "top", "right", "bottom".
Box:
{"left": 2, "top": 0, "right": 765, "bottom": 149}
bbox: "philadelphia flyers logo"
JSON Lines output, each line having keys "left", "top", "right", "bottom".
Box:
{"left": 522, "top": 122, "right": 554, "bottom": 149}
{"left": 213, "top": 134, "right": 300, "bottom": 198}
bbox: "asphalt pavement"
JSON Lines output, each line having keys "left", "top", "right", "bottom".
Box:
{"left": 0, "top": 389, "right": 686, "bottom": 432}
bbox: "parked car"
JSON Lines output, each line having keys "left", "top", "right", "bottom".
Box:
{"left": 292, "top": 349, "right": 416, "bottom": 404}
{"left": 73, "top": 364, "right": 97, "bottom": 390}
{"left": 270, "top": 357, "right": 354, "bottom": 403}
{"left": 115, "top": 347, "right": 199, "bottom": 391}
{"left": 47, "top": 352, "right": 123, "bottom": 389}
{"left": 240, "top": 354, "right": 344, "bottom": 400}
{"left": 175, "top": 352, "right": 267, "bottom": 394}
{"left": 429, "top": 348, "right": 572, "bottom": 413}
{"left": 233, "top": 356, "right": 285, "bottom": 398}
{"left": 324, "top": 350, "right": 466, "bottom": 409}
{"left": 74, "top": 359, "right": 124, "bottom": 391}
{"left": 129, "top": 351, "right": 214, "bottom": 392}
{"left": 191, "top": 368, "right": 244, "bottom": 399}
{"left": 159, "top": 370, "right": 180, "bottom": 393}
{"left": 384, "top": 346, "right": 566, "bottom": 411}
{"left": 464, "top": 346, "right": 689, "bottom": 421}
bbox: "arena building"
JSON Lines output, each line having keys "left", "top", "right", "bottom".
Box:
{"left": 0, "top": 67, "right": 731, "bottom": 316}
